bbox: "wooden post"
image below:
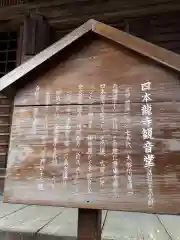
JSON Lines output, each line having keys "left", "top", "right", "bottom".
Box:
{"left": 17, "top": 14, "right": 52, "bottom": 64}
{"left": 78, "top": 208, "right": 102, "bottom": 240}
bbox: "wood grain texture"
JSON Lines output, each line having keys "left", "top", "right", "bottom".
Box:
{"left": 13, "top": 38, "right": 180, "bottom": 106}
{"left": 0, "top": 0, "right": 180, "bottom": 23}
{"left": 4, "top": 103, "right": 180, "bottom": 213}
{"left": 78, "top": 209, "right": 102, "bottom": 240}
{"left": 2, "top": 19, "right": 180, "bottom": 96}
{"left": 93, "top": 21, "right": 180, "bottom": 73}
{"left": 4, "top": 37, "right": 180, "bottom": 214}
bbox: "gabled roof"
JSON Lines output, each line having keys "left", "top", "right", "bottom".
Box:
{"left": 1, "top": 19, "right": 180, "bottom": 93}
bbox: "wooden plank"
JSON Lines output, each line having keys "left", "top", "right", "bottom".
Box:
{"left": 0, "top": 155, "right": 7, "bottom": 168}
{"left": 0, "top": 0, "right": 180, "bottom": 22}
{"left": 93, "top": 21, "right": 180, "bottom": 73}
{"left": 0, "top": 134, "right": 10, "bottom": 143}
{"left": 38, "top": 208, "right": 107, "bottom": 237}
{"left": 13, "top": 38, "right": 180, "bottom": 105}
{"left": 78, "top": 209, "right": 101, "bottom": 240}
{"left": 0, "top": 205, "right": 64, "bottom": 233}
{"left": 16, "top": 26, "right": 24, "bottom": 66}
{"left": 4, "top": 101, "right": 180, "bottom": 213}
{"left": 0, "top": 95, "right": 11, "bottom": 105}
{"left": 0, "top": 125, "right": 10, "bottom": 133}
{"left": 2, "top": 19, "right": 180, "bottom": 96}
{"left": 34, "top": 15, "right": 51, "bottom": 54}
{"left": 8, "top": 102, "right": 180, "bottom": 155}
{"left": 102, "top": 211, "right": 171, "bottom": 240}
{"left": 23, "top": 16, "right": 36, "bottom": 56}
{"left": 157, "top": 214, "right": 180, "bottom": 240}
{"left": 22, "top": 15, "right": 51, "bottom": 57}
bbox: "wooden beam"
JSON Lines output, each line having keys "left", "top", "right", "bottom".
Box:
{"left": 16, "top": 14, "right": 52, "bottom": 64}
{"left": 23, "top": 15, "right": 37, "bottom": 55}
{"left": 78, "top": 208, "right": 102, "bottom": 240}
{"left": 16, "top": 26, "right": 23, "bottom": 66}
{"left": 0, "top": 0, "right": 180, "bottom": 22}
{"left": 93, "top": 21, "right": 180, "bottom": 73}
{"left": 48, "top": 2, "right": 180, "bottom": 28}
{"left": 23, "top": 14, "right": 51, "bottom": 56}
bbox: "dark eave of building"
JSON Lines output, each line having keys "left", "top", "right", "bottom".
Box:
{"left": 1, "top": 0, "right": 180, "bottom": 31}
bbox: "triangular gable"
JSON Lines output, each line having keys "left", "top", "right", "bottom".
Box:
{"left": 1, "top": 19, "right": 180, "bottom": 93}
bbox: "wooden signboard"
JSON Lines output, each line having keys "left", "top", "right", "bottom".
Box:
{"left": 1, "top": 20, "right": 180, "bottom": 216}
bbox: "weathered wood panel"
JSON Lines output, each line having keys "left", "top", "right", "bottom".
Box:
{"left": 0, "top": 0, "right": 180, "bottom": 22}
{"left": 7, "top": 103, "right": 180, "bottom": 152}
{"left": 14, "top": 38, "right": 180, "bottom": 106}
{"left": 22, "top": 15, "right": 51, "bottom": 61}
{"left": 4, "top": 102, "right": 180, "bottom": 213}
{"left": 4, "top": 37, "right": 180, "bottom": 214}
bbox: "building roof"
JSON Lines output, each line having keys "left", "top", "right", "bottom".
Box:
{"left": 1, "top": 19, "right": 180, "bottom": 94}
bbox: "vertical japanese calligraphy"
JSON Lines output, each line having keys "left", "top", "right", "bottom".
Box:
{"left": 38, "top": 90, "right": 50, "bottom": 190}
{"left": 17, "top": 109, "right": 23, "bottom": 135}
{"left": 112, "top": 136, "right": 118, "bottom": 195}
{"left": 34, "top": 85, "right": 40, "bottom": 105}
{"left": 100, "top": 135, "right": 105, "bottom": 190}
{"left": 55, "top": 90, "right": 62, "bottom": 104}
{"left": 63, "top": 91, "right": 72, "bottom": 185}
{"left": 44, "top": 91, "right": 50, "bottom": 134}
{"left": 124, "top": 87, "right": 133, "bottom": 194}
{"left": 100, "top": 84, "right": 106, "bottom": 130}
{"left": 53, "top": 120, "right": 59, "bottom": 163}
{"left": 99, "top": 84, "right": 106, "bottom": 190}
{"left": 12, "top": 82, "right": 163, "bottom": 209}
{"left": 112, "top": 84, "right": 119, "bottom": 195}
{"left": 87, "top": 135, "right": 94, "bottom": 193}
{"left": 141, "top": 81, "right": 154, "bottom": 207}
{"left": 32, "top": 86, "right": 39, "bottom": 134}
{"left": 66, "top": 91, "right": 72, "bottom": 114}
{"left": 74, "top": 84, "right": 83, "bottom": 193}
{"left": 39, "top": 136, "right": 46, "bottom": 191}
{"left": 88, "top": 88, "right": 94, "bottom": 129}
{"left": 87, "top": 86, "right": 95, "bottom": 193}
{"left": 52, "top": 92, "right": 61, "bottom": 188}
